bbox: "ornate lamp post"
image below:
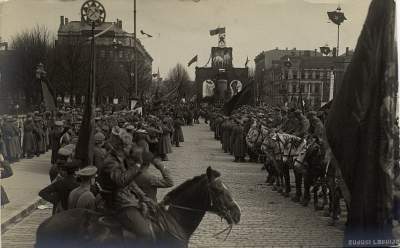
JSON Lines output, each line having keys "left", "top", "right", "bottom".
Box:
{"left": 35, "top": 63, "right": 47, "bottom": 107}
{"left": 76, "top": 0, "right": 106, "bottom": 166}
{"left": 327, "top": 6, "right": 346, "bottom": 56}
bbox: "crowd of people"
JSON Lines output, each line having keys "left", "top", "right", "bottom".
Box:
{"left": 205, "top": 104, "right": 399, "bottom": 226}
{"left": 0, "top": 102, "right": 199, "bottom": 217}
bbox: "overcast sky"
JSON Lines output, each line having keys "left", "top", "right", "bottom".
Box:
{"left": 0, "top": 0, "right": 372, "bottom": 79}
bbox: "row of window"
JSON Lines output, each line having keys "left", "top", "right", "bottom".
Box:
{"left": 272, "top": 96, "right": 323, "bottom": 107}
{"left": 282, "top": 70, "right": 331, "bottom": 80}
{"left": 277, "top": 82, "right": 322, "bottom": 94}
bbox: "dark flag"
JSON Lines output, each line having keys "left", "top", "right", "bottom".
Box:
{"left": 245, "top": 57, "right": 250, "bottom": 67}
{"left": 209, "top": 27, "right": 225, "bottom": 36}
{"left": 326, "top": 0, "right": 397, "bottom": 241}
{"left": 40, "top": 79, "right": 56, "bottom": 111}
{"left": 319, "top": 46, "right": 331, "bottom": 56}
{"left": 187, "top": 55, "right": 198, "bottom": 67}
{"left": 75, "top": 36, "right": 97, "bottom": 167}
{"left": 327, "top": 9, "right": 346, "bottom": 25}
{"left": 224, "top": 80, "right": 255, "bottom": 115}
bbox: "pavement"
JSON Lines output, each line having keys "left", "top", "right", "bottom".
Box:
{"left": 1, "top": 123, "right": 345, "bottom": 247}
{"left": 1, "top": 152, "right": 51, "bottom": 234}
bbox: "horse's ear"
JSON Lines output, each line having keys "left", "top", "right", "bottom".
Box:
{"left": 206, "top": 166, "right": 221, "bottom": 181}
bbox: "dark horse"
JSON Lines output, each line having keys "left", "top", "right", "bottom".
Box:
{"left": 35, "top": 167, "right": 241, "bottom": 248}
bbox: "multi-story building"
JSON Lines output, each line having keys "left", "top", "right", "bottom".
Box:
{"left": 57, "top": 16, "right": 153, "bottom": 104}
{"left": 254, "top": 48, "right": 322, "bottom": 104}
{"left": 254, "top": 47, "right": 353, "bottom": 109}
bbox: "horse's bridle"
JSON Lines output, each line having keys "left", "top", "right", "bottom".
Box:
{"left": 163, "top": 178, "right": 235, "bottom": 240}
{"left": 164, "top": 178, "right": 233, "bottom": 220}
{"left": 294, "top": 139, "right": 317, "bottom": 168}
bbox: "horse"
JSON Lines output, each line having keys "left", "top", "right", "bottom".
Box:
{"left": 271, "top": 133, "right": 305, "bottom": 197}
{"left": 35, "top": 167, "right": 241, "bottom": 248}
{"left": 293, "top": 139, "right": 328, "bottom": 210}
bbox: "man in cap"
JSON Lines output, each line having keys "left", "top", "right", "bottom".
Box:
{"left": 93, "top": 132, "right": 107, "bottom": 170}
{"left": 50, "top": 120, "right": 64, "bottom": 164}
{"left": 293, "top": 109, "right": 310, "bottom": 138}
{"left": 49, "top": 146, "right": 73, "bottom": 182}
{"left": 307, "top": 111, "right": 325, "bottom": 143}
{"left": 23, "top": 116, "right": 37, "bottom": 159}
{"left": 68, "top": 166, "right": 97, "bottom": 210}
{"left": 135, "top": 152, "right": 174, "bottom": 202}
{"left": 97, "top": 127, "right": 154, "bottom": 243}
{"left": 39, "top": 160, "right": 80, "bottom": 215}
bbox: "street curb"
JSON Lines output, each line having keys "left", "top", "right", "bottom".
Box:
{"left": 1, "top": 198, "right": 46, "bottom": 234}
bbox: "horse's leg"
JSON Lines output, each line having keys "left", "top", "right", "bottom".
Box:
{"left": 292, "top": 166, "right": 303, "bottom": 202}
{"left": 283, "top": 162, "right": 290, "bottom": 197}
{"left": 302, "top": 170, "right": 312, "bottom": 207}
{"left": 313, "top": 180, "right": 322, "bottom": 211}
{"left": 324, "top": 177, "right": 334, "bottom": 217}
{"left": 321, "top": 181, "right": 329, "bottom": 208}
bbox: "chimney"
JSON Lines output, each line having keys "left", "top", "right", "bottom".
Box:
{"left": 119, "top": 20, "right": 123, "bottom": 29}
{"left": 65, "top": 17, "right": 69, "bottom": 24}
{"left": 314, "top": 49, "right": 317, "bottom": 56}
{"left": 60, "top": 16, "right": 65, "bottom": 26}
{"left": 346, "top": 47, "right": 349, "bottom": 56}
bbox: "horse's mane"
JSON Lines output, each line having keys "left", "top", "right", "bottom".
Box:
{"left": 163, "top": 174, "right": 207, "bottom": 202}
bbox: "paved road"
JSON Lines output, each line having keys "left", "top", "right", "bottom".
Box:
{"left": 2, "top": 123, "right": 345, "bottom": 247}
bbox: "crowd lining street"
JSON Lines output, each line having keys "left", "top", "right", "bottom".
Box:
{"left": 1, "top": 122, "right": 344, "bottom": 248}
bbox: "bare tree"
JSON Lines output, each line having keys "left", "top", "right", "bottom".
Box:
{"left": 10, "top": 25, "right": 53, "bottom": 109}
{"left": 50, "top": 36, "right": 90, "bottom": 102}
{"left": 166, "top": 63, "right": 191, "bottom": 98}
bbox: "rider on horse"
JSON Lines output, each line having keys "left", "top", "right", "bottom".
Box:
{"left": 97, "top": 127, "right": 155, "bottom": 243}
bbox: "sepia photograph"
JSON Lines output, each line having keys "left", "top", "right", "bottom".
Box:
{"left": 0, "top": 0, "right": 398, "bottom": 247}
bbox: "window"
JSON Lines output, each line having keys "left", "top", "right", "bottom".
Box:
{"left": 316, "top": 71, "right": 320, "bottom": 79}
{"left": 315, "top": 84, "right": 320, "bottom": 93}
{"left": 301, "top": 71, "right": 306, "bottom": 79}
{"left": 293, "top": 71, "right": 297, "bottom": 79}
{"left": 119, "top": 50, "right": 123, "bottom": 58}
{"left": 300, "top": 84, "right": 305, "bottom": 93}
{"left": 284, "top": 71, "right": 289, "bottom": 80}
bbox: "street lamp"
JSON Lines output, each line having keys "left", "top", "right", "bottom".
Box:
{"left": 327, "top": 6, "right": 346, "bottom": 56}
{"left": 36, "top": 63, "right": 46, "bottom": 80}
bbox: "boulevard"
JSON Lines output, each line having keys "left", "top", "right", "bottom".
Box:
{"left": 1, "top": 123, "right": 344, "bottom": 248}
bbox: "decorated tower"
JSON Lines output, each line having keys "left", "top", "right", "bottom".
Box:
{"left": 195, "top": 28, "right": 249, "bottom": 106}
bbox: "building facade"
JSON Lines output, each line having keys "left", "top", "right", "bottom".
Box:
{"left": 57, "top": 16, "right": 153, "bottom": 104}
{"left": 254, "top": 47, "right": 352, "bottom": 109}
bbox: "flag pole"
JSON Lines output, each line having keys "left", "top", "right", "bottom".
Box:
{"left": 134, "top": 0, "right": 138, "bottom": 98}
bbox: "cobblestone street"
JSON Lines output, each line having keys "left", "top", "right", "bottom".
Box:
{"left": 2, "top": 123, "right": 345, "bottom": 247}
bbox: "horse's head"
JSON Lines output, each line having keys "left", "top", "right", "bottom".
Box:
{"left": 293, "top": 141, "right": 309, "bottom": 172}
{"left": 206, "top": 166, "right": 241, "bottom": 225}
{"left": 161, "top": 167, "right": 241, "bottom": 226}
